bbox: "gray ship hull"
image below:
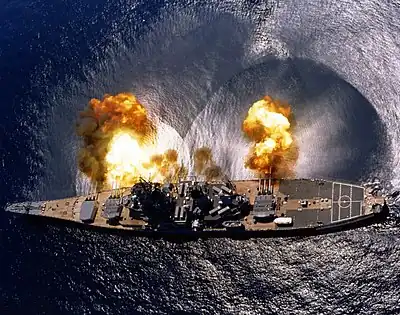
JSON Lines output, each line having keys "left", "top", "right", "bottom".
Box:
{"left": 5, "top": 208, "right": 386, "bottom": 240}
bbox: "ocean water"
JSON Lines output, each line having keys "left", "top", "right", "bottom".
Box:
{"left": 1, "top": 0, "right": 400, "bottom": 314}
{"left": 2, "top": 219, "right": 400, "bottom": 314}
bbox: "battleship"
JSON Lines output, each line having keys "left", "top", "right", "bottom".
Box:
{"left": 5, "top": 175, "right": 389, "bottom": 238}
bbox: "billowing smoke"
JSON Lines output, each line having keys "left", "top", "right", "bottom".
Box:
{"left": 76, "top": 92, "right": 298, "bottom": 188}
{"left": 76, "top": 93, "right": 185, "bottom": 189}
{"left": 193, "top": 147, "right": 224, "bottom": 181}
{"left": 242, "top": 96, "right": 299, "bottom": 178}
{"left": 145, "top": 149, "right": 188, "bottom": 182}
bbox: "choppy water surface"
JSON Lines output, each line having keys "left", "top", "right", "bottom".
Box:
{"left": 1, "top": 0, "right": 400, "bottom": 313}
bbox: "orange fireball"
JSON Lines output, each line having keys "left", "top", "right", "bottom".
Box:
{"left": 242, "top": 96, "right": 298, "bottom": 177}
{"left": 76, "top": 93, "right": 185, "bottom": 189}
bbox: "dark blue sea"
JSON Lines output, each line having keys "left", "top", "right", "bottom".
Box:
{"left": 1, "top": 0, "right": 400, "bottom": 314}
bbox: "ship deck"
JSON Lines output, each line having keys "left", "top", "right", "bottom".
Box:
{"left": 234, "top": 179, "right": 379, "bottom": 230}
{"left": 5, "top": 179, "right": 385, "bottom": 234}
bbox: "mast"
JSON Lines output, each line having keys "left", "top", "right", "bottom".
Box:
{"left": 268, "top": 165, "right": 272, "bottom": 194}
